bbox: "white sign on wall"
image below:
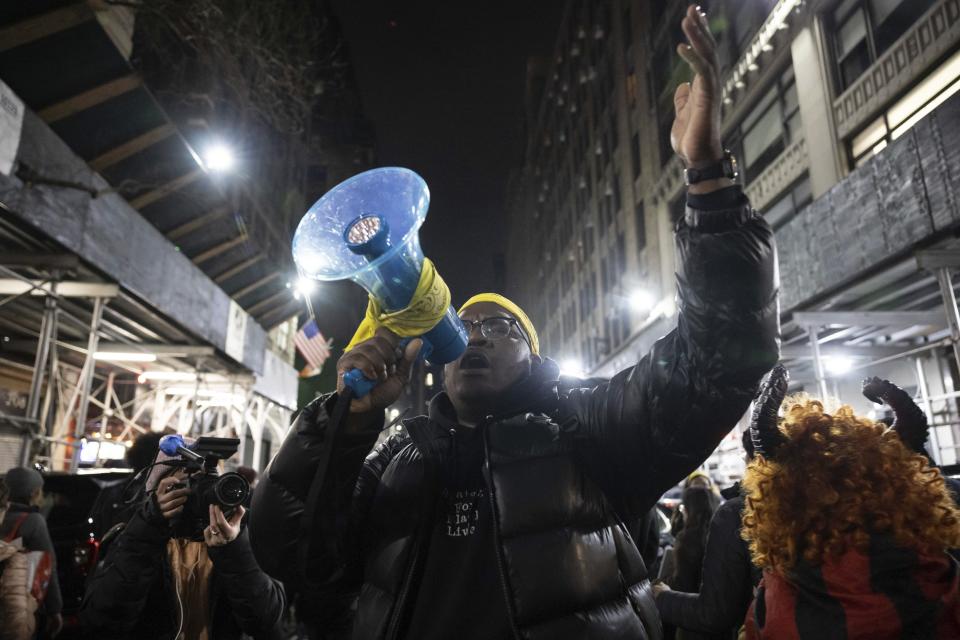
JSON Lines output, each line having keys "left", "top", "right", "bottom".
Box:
{"left": 225, "top": 299, "right": 247, "bottom": 363}
{"left": 0, "top": 79, "right": 24, "bottom": 176}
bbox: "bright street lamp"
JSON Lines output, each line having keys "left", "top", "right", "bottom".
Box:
{"left": 203, "top": 143, "right": 235, "bottom": 172}
{"left": 137, "top": 371, "right": 198, "bottom": 383}
{"left": 296, "top": 276, "right": 316, "bottom": 296}
{"left": 560, "top": 358, "right": 585, "bottom": 378}
{"left": 629, "top": 289, "right": 656, "bottom": 313}
{"left": 824, "top": 356, "right": 854, "bottom": 376}
{"left": 93, "top": 352, "right": 157, "bottom": 362}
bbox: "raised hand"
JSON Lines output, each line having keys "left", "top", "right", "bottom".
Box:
{"left": 671, "top": 5, "right": 724, "bottom": 171}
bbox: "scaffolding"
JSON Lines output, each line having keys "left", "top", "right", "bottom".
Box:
{"left": 788, "top": 249, "right": 960, "bottom": 466}
{"left": 0, "top": 261, "right": 293, "bottom": 474}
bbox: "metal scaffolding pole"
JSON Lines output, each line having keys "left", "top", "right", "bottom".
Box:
{"left": 20, "top": 281, "right": 59, "bottom": 466}
{"left": 808, "top": 325, "right": 829, "bottom": 399}
{"left": 933, "top": 268, "right": 960, "bottom": 371}
{"left": 916, "top": 251, "right": 960, "bottom": 372}
{"left": 70, "top": 297, "right": 105, "bottom": 472}
{"left": 914, "top": 356, "right": 942, "bottom": 465}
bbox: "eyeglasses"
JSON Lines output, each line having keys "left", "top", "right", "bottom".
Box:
{"left": 462, "top": 317, "right": 531, "bottom": 350}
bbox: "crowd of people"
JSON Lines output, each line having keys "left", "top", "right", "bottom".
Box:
{"left": 1, "top": 5, "right": 959, "bottom": 639}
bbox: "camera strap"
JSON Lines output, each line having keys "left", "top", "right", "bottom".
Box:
{"left": 296, "top": 388, "right": 354, "bottom": 588}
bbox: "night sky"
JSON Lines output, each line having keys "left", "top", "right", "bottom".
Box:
{"left": 330, "top": 0, "right": 563, "bottom": 302}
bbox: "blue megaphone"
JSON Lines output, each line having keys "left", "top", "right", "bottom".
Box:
{"left": 292, "top": 167, "right": 468, "bottom": 397}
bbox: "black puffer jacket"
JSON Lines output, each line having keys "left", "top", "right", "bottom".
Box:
{"left": 80, "top": 497, "right": 285, "bottom": 639}
{"left": 657, "top": 494, "right": 759, "bottom": 640}
{"left": 250, "top": 194, "right": 779, "bottom": 640}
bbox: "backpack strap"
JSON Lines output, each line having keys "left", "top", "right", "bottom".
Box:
{"left": 3, "top": 513, "right": 30, "bottom": 542}
{"left": 296, "top": 390, "right": 353, "bottom": 588}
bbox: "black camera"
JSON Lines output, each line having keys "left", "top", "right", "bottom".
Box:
{"left": 160, "top": 436, "right": 250, "bottom": 540}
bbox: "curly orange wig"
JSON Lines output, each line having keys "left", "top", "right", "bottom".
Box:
{"left": 741, "top": 397, "right": 960, "bottom": 575}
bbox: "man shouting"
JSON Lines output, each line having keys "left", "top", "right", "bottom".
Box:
{"left": 251, "top": 7, "right": 779, "bottom": 640}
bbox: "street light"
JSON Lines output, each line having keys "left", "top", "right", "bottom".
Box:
{"left": 629, "top": 289, "right": 656, "bottom": 313}
{"left": 296, "top": 276, "right": 316, "bottom": 297}
{"left": 93, "top": 352, "right": 157, "bottom": 362}
{"left": 137, "top": 371, "right": 198, "bottom": 383}
{"left": 560, "top": 358, "right": 585, "bottom": 378}
{"left": 203, "top": 143, "right": 235, "bottom": 172}
{"left": 824, "top": 356, "right": 854, "bottom": 376}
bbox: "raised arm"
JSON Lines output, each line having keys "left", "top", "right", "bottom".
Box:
{"left": 560, "top": 6, "right": 779, "bottom": 506}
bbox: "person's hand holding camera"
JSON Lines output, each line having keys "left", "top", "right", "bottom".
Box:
{"left": 204, "top": 504, "right": 244, "bottom": 547}
{"left": 155, "top": 472, "right": 190, "bottom": 521}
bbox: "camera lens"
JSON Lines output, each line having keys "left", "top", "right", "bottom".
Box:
{"left": 214, "top": 472, "right": 249, "bottom": 507}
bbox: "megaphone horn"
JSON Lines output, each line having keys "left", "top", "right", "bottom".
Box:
{"left": 292, "top": 167, "right": 468, "bottom": 398}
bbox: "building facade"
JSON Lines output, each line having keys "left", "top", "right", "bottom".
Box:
{"left": 506, "top": 0, "right": 960, "bottom": 479}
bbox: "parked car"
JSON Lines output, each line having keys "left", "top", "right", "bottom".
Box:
{"left": 41, "top": 469, "right": 133, "bottom": 638}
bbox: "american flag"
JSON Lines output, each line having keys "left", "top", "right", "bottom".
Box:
{"left": 294, "top": 319, "right": 332, "bottom": 372}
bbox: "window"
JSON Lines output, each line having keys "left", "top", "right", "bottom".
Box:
{"left": 657, "top": 113, "right": 674, "bottom": 169}
{"left": 849, "top": 47, "right": 960, "bottom": 166}
{"left": 730, "top": 0, "right": 764, "bottom": 62}
{"left": 626, "top": 70, "right": 639, "bottom": 107}
{"left": 634, "top": 202, "right": 646, "bottom": 251}
{"left": 762, "top": 175, "right": 812, "bottom": 229}
{"left": 612, "top": 172, "right": 622, "bottom": 213}
{"left": 583, "top": 226, "right": 595, "bottom": 261}
{"left": 831, "top": 0, "right": 938, "bottom": 92}
{"left": 729, "top": 65, "right": 800, "bottom": 183}
{"left": 615, "top": 235, "right": 626, "bottom": 283}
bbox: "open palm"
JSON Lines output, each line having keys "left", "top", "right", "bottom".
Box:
{"left": 670, "top": 6, "right": 724, "bottom": 168}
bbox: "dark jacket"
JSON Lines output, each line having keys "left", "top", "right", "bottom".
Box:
{"left": 657, "top": 495, "right": 757, "bottom": 640}
{"left": 251, "top": 195, "right": 779, "bottom": 640}
{"left": 0, "top": 503, "right": 62, "bottom": 615}
{"left": 79, "top": 497, "right": 285, "bottom": 639}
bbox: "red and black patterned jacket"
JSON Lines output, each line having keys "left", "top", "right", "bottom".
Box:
{"left": 745, "top": 534, "right": 960, "bottom": 639}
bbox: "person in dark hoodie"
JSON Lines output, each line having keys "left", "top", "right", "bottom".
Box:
{"left": 249, "top": 10, "right": 779, "bottom": 640}
{"left": 741, "top": 368, "right": 960, "bottom": 639}
{"left": 654, "top": 398, "right": 770, "bottom": 639}
{"left": 80, "top": 441, "right": 285, "bottom": 639}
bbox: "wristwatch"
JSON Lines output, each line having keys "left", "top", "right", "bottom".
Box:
{"left": 684, "top": 151, "right": 739, "bottom": 185}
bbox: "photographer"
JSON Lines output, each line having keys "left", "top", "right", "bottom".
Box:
{"left": 80, "top": 444, "right": 285, "bottom": 639}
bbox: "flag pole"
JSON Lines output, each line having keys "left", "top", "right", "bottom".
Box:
{"left": 304, "top": 292, "right": 317, "bottom": 323}
{"left": 298, "top": 267, "right": 318, "bottom": 323}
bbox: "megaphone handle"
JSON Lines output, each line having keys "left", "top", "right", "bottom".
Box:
{"left": 343, "top": 368, "right": 378, "bottom": 398}
{"left": 342, "top": 337, "right": 433, "bottom": 398}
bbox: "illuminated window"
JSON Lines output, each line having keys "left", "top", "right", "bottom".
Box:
{"left": 831, "top": 0, "right": 938, "bottom": 92}
{"left": 729, "top": 64, "right": 800, "bottom": 184}
{"left": 849, "top": 48, "right": 960, "bottom": 166}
